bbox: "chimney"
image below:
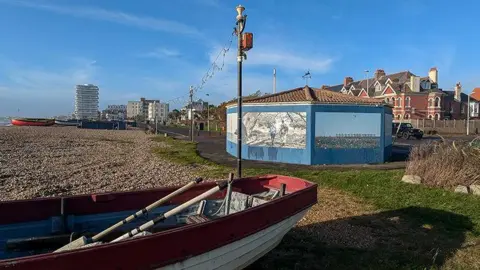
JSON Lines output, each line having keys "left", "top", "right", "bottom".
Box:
{"left": 455, "top": 82, "right": 462, "bottom": 101}
{"left": 374, "top": 69, "right": 386, "bottom": 80}
{"left": 343, "top": 77, "right": 353, "bottom": 86}
{"left": 428, "top": 67, "right": 438, "bottom": 84}
{"left": 410, "top": 75, "right": 420, "bottom": 92}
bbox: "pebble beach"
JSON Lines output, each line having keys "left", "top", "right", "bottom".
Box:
{"left": 0, "top": 126, "right": 201, "bottom": 201}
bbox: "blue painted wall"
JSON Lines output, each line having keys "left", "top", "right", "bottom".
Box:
{"left": 226, "top": 105, "right": 311, "bottom": 165}
{"left": 312, "top": 104, "right": 385, "bottom": 165}
{"left": 227, "top": 104, "right": 393, "bottom": 165}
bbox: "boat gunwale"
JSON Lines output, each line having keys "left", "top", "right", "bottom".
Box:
{"left": 0, "top": 174, "right": 318, "bottom": 268}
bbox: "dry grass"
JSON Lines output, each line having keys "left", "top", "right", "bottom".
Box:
{"left": 251, "top": 186, "right": 478, "bottom": 270}
{"left": 406, "top": 137, "right": 480, "bottom": 188}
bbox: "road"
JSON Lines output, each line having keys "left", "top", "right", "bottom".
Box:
{"left": 152, "top": 125, "right": 477, "bottom": 163}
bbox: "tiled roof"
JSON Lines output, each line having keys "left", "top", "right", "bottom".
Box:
{"left": 472, "top": 88, "right": 480, "bottom": 101}
{"left": 326, "top": 70, "right": 441, "bottom": 96}
{"left": 443, "top": 91, "right": 472, "bottom": 103}
{"left": 229, "top": 86, "right": 385, "bottom": 106}
{"left": 349, "top": 89, "right": 362, "bottom": 96}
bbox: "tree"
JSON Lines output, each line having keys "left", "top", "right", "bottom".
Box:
{"left": 168, "top": 109, "right": 181, "bottom": 122}
{"left": 134, "top": 114, "right": 145, "bottom": 123}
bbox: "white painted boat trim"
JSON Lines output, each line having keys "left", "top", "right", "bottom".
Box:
{"left": 159, "top": 209, "right": 309, "bottom": 270}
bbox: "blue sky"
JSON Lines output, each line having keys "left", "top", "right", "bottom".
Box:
{"left": 0, "top": 0, "right": 478, "bottom": 117}
{"left": 315, "top": 112, "right": 381, "bottom": 137}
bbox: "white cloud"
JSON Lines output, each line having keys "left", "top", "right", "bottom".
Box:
{"left": 139, "top": 47, "right": 182, "bottom": 59}
{"left": 208, "top": 43, "right": 334, "bottom": 74}
{"left": 1, "top": 58, "right": 98, "bottom": 98}
{"left": 1, "top": 0, "right": 203, "bottom": 38}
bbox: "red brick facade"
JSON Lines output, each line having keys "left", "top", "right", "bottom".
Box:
{"left": 327, "top": 68, "right": 471, "bottom": 120}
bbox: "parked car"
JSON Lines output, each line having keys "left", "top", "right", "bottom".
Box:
{"left": 392, "top": 123, "right": 423, "bottom": 139}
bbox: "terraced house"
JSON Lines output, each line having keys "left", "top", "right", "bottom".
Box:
{"left": 325, "top": 67, "right": 471, "bottom": 120}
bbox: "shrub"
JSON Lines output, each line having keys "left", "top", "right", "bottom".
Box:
{"left": 406, "top": 137, "right": 480, "bottom": 188}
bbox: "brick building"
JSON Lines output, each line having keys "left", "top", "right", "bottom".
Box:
{"left": 325, "top": 67, "right": 473, "bottom": 120}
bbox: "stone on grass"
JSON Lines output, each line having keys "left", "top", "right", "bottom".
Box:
{"left": 401, "top": 175, "right": 422, "bottom": 184}
{"left": 469, "top": 185, "right": 480, "bottom": 196}
{"left": 454, "top": 185, "right": 469, "bottom": 194}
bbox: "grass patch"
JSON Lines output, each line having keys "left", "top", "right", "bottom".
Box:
{"left": 151, "top": 136, "right": 233, "bottom": 178}
{"left": 152, "top": 136, "right": 208, "bottom": 165}
{"left": 152, "top": 135, "right": 480, "bottom": 269}
{"left": 293, "top": 170, "right": 480, "bottom": 234}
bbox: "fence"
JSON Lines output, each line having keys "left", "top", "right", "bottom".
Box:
{"left": 394, "top": 119, "right": 480, "bottom": 134}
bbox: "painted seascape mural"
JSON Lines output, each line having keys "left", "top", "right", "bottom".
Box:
{"left": 315, "top": 112, "right": 381, "bottom": 148}
{"left": 242, "top": 112, "right": 307, "bottom": 149}
{"left": 385, "top": 113, "right": 393, "bottom": 146}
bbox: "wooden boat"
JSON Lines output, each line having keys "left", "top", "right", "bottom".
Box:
{"left": 11, "top": 118, "right": 55, "bottom": 126}
{"left": 0, "top": 174, "right": 317, "bottom": 269}
{"left": 54, "top": 119, "right": 81, "bottom": 126}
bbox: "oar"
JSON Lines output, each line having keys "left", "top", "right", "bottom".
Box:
{"left": 54, "top": 177, "right": 203, "bottom": 252}
{"left": 111, "top": 180, "right": 229, "bottom": 243}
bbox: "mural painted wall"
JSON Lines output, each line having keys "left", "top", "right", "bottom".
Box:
{"left": 243, "top": 112, "right": 307, "bottom": 149}
{"left": 315, "top": 112, "right": 381, "bottom": 148}
{"left": 226, "top": 112, "right": 237, "bottom": 142}
{"left": 384, "top": 113, "right": 393, "bottom": 146}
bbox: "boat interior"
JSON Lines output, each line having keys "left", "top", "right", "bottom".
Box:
{"left": 0, "top": 175, "right": 310, "bottom": 260}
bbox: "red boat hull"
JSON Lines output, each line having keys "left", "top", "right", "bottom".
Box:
{"left": 0, "top": 175, "right": 317, "bottom": 270}
{"left": 11, "top": 119, "right": 55, "bottom": 126}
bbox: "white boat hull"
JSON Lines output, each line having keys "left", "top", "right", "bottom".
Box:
{"left": 159, "top": 209, "right": 308, "bottom": 270}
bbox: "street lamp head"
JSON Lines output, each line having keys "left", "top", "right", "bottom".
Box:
{"left": 236, "top": 5, "right": 245, "bottom": 21}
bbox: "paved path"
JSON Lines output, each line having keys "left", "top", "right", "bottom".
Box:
{"left": 155, "top": 125, "right": 407, "bottom": 171}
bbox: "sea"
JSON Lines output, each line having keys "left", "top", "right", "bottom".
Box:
{"left": 0, "top": 117, "right": 11, "bottom": 126}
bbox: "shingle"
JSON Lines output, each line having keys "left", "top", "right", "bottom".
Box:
{"left": 237, "top": 86, "right": 385, "bottom": 105}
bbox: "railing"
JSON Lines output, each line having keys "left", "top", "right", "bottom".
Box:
{"left": 393, "top": 119, "right": 480, "bottom": 134}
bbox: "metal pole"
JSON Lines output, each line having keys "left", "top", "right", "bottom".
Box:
{"left": 190, "top": 86, "right": 194, "bottom": 141}
{"left": 236, "top": 5, "right": 245, "bottom": 179}
{"left": 154, "top": 101, "right": 158, "bottom": 135}
{"left": 467, "top": 94, "right": 470, "bottom": 135}
{"left": 273, "top": 68, "right": 276, "bottom": 94}
{"left": 207, "top": 101, "right": 210, "bottom": 132}
{"left": 366, "top": 70, "right": 369, "bottom": 95}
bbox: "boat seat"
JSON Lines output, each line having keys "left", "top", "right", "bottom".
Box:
{"left": 185, "top": 214, "right": 210, "bottom": 224}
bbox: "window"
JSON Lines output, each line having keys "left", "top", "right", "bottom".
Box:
{"left": 396, "top": 98, "right": 402, "bottom": 107}
{"left": 428, "top": 98, "right": 434, "bottom": 107}
{"left": 428, "top": 115, "right": 433, "bottom": 120}
{"left": 461, "top": 105, "right": 465, "bottom": 114}
{"left": 435, "top": 113, "right": 440, "bottom": 120}
{"left": 404, "top": 114, "right": 410, "bottom": 119}
{"left": 375, "top": 84, "right": 382, "bottom": 92}
{"left": 435, "top": 97, "right": 441, "bottom": 108}
{"left": 405, "top": 97, "right": 411, "bottom": 107}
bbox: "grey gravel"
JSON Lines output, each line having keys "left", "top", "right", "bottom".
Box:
{"left": 0, "top": 126, "right": 204, "bottom": 201}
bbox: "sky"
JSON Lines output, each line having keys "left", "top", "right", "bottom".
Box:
{"left": 0, "top": 0, "right": 478, "bottom": 117}
{"left": 315, "top": 112, "right": 381, "bottom": 137}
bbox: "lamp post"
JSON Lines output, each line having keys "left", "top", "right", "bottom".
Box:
{"left": 189, "top": 86, "right": 194, "bottom": 142}
{"left": 235, "top": 5, "right": 246, "bottom": 179}
{"left": 205, "top": 93, "right": 210, "bottom": 133}
{"left": 467, "top": 93, "right": 471, "bottom": 135}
